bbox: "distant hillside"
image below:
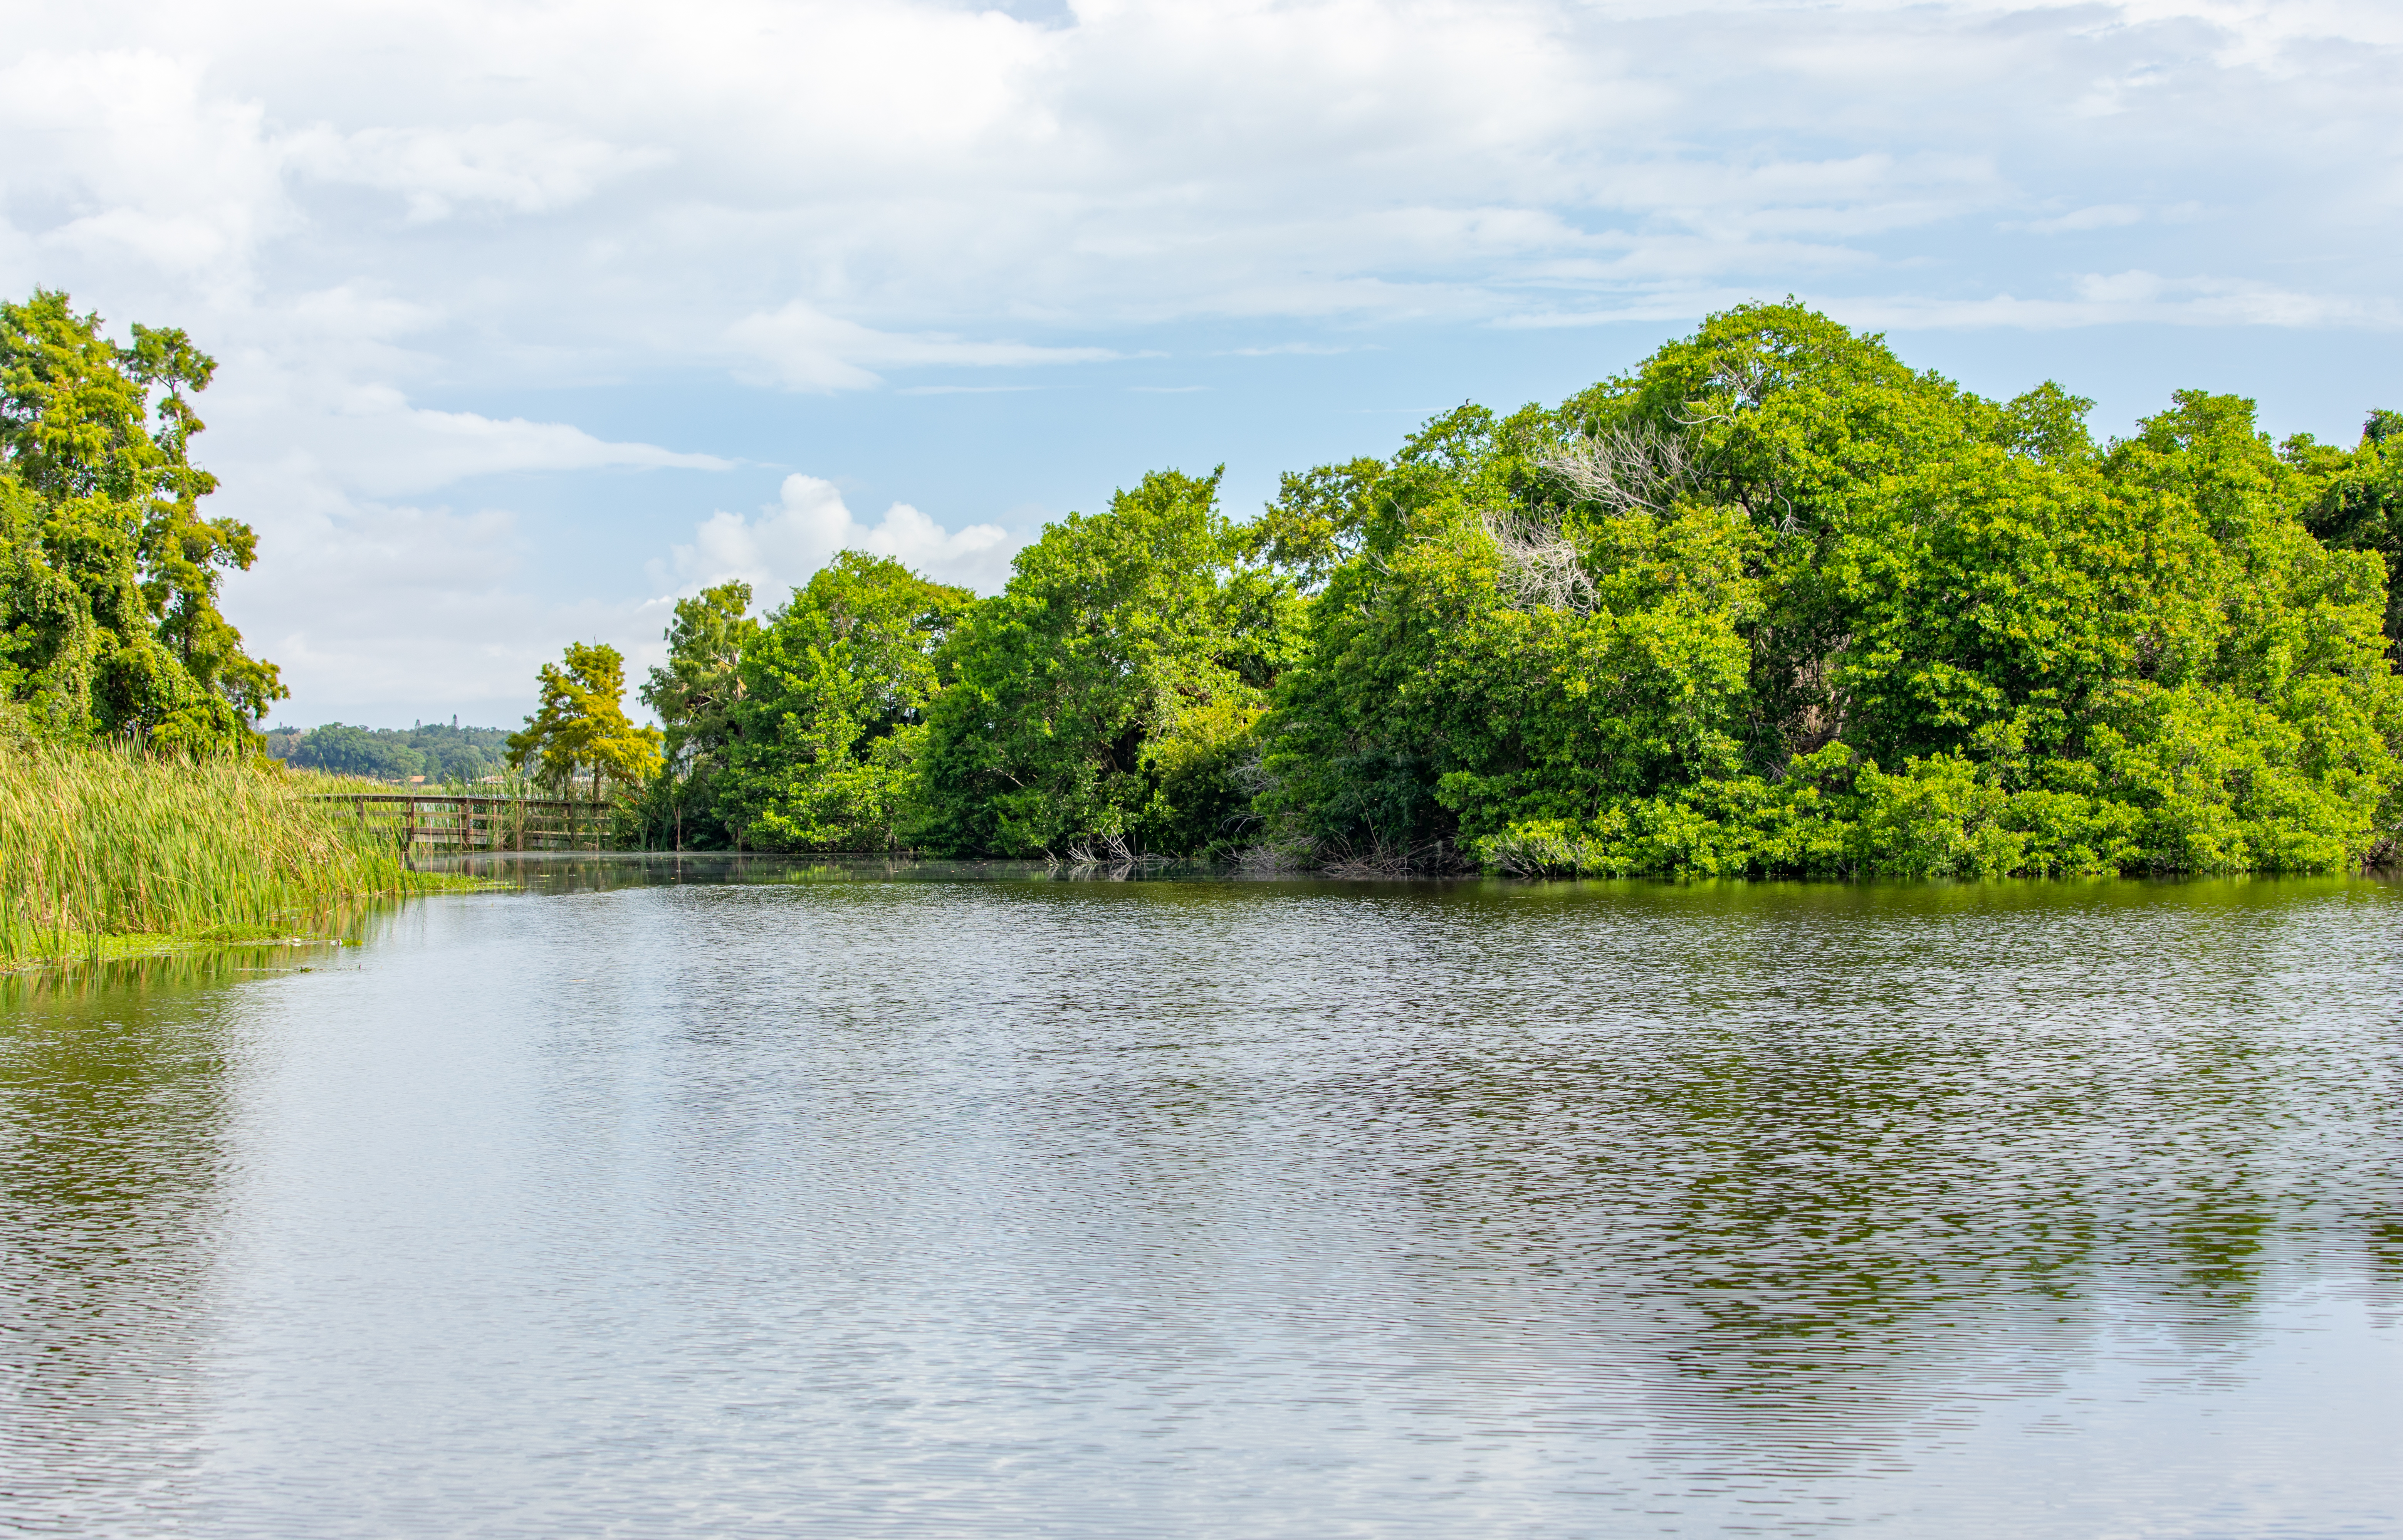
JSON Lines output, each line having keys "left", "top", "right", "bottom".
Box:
{"left": 268, "top": 722, "right": 516, "bottom": 783}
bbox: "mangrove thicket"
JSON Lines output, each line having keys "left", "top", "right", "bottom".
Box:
{"left": 630, "top": 302, "right": 2403, "bottom": 877}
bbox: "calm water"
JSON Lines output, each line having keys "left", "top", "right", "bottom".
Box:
{"left": 4, "top": 860, "right": 2400, "bottom": 1537}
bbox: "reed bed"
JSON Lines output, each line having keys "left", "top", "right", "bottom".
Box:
{"left": 0, "top": 743, "right": 437, "bottom": 966}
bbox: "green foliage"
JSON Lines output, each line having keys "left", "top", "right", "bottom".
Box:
{"left": 398, "top": 721, "right": 513, "bottom": 782}
{"left": 1233, "top": 456, "right": 1383, "bottom": 590}
{"left": 5, "top": 284, "right": 2378, "bottom": 879}
{"left": 1251, "top": 302, "right": 2403, "bottom": 877}
{"left": 0, "top": 291, "right": 281, "bottom": 751}
{"left": 286, "top": 723, "right": 428, "bottom": 780}
{"left": 0, "top": 741, "right": 434, "bottom": 966}
{"left": 506, "top": 642, "right": 664, "bottom": 797}
{"left": 912, "top": 468, "right": 1301, "bottom": 858}
{"left": 715, "top": 554, "right": 969, "bottom": 852}
{"left": 635, "top": 581, "right": 759, "bottom": 848}
{"left": 643, "top": 580, "right": 757, "bottom": 767}
{"left": 274, "top": 720, "right": 514, "bottom": 782}
{"left": 2300, "top": 408, "right": 2403, "bottom": 659}
{"left": 517, "top": 300, "right": 2400, "bottom": 878}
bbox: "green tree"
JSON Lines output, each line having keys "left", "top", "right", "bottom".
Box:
{"left": 718, "top": 554, "right": 970, "bottom": 851}
{"left": 636, "top": 580, "right": 759, "bottom": 848}
{"left": 1233, "top": 456, "right": 1384, "bottom": 590}
{"left": 2300, "top": 408, "right": 2403, "bottom": 659}
{"left": 914, "top": 469, "right": 1300, "bottom": 858}
{"left": 507, "top": 642, "right": 664, "bottom": 799}
{"left": 1249, "top": 403, "right": 1557, "bottom": 861}
{"left": 0, "top": 290, "right": 282, "bottom": 750}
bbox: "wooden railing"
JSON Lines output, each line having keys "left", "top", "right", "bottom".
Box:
{"left": 311, "top": 794, "right": 616, "bottom": 852}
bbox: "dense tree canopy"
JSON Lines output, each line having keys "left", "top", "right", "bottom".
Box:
{"left": 720, "top": 554, "right": 971, "bottom": 852}
{"left": 622, "top": 301, "right": 2403, "bottom": 875}
{"left": 285, "top": 723, "right": 430, "bottom": 781}
{"left": 1248, "top": 304, "right": 2400, "bottom": 876}
{"left": 2302, "top": 408, "right": 2403, "bottom": 658}
{"left": 0, "top": 291, "right": 281, "bottom": 751}
{"left": 912, "top": 468, "right": 1300, "bottom": 859}
{"left": 643, "top": 580, "right": 757, "bottom": 774}
{"left": 13, "top": 282, "right": 2385, "bottom": 880}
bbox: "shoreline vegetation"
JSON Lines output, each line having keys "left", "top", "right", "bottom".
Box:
{"left": 0, "top": 288, "right": 467, "bottom": 969}
{"left": 7, "top": 287, "right": 2403, "bottom": 920}
{"left": 0, "top": 744, "right": 459, "bottom": 970}
{"left": 586, "top": 301, "right": 2403, "bottom": 880}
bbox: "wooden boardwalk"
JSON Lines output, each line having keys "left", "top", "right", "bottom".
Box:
{"left": 313, "top": 794, "right": 616, "bottom": 852}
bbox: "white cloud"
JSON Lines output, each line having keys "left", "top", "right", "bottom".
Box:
{"left": 9, "top": 1, "right": 2397, "bottom": 355}
{"left": 1825, "top": 274, "right": 2403, "bottom": 331}
{"left": 1492, "top": 274, "right": 2403, "bottom": 334}
{"left": 200, "top": 346, "right": 730, "bottom": 500}
{"left": 724, "top": 301, "right": 1119, "bottom": 392}
{"left": 285, "top": 121, "right": 668, "bottom": 222}
{"left": 658, "top": 473, "right": 1020, "bottom": 604}
{"left": 2008, "top": 205, "right": 2146, "bottom": 234}
{"left": 4, "top": 0, "right": 2400, "bottom": 720}
{"left": 213, "top": 472, "right": 569, "bottom": 728}
{"left": 0, "top": 48, "right": 287, "bottom": 297}
{"left": 191, "top": 296, "right": 738, "bottom": 723}
{"left": 324, "top": 391, "right": 730, "bottom": 496}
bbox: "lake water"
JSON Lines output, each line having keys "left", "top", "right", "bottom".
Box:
{"left": 4, "top": 860, "right": 2400, "bottom": 1537}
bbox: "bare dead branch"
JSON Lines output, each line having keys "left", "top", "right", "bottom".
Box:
{"left": 1479, "top": 509, "right": 1597, "bottom": 616}
{"left": 1534, "top": 424, "right": 1697, "bottom": 515}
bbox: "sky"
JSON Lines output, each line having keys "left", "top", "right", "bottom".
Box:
{"left": 2, "top": 0, "right": 2397, "bottom": 729}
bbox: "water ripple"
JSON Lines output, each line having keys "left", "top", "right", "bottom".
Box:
{"left": 3, "top": 870, "right": 2399, "bottom": 1536}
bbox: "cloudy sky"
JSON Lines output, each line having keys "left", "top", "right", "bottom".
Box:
{"left": 3, "top": 0, "right": 2396, "bottom": 727}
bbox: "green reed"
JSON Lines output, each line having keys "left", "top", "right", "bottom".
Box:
{"left": 0, "top": 743, "right": 435, "bottom": 966}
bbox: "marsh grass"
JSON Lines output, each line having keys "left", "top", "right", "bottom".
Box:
{"left": 1, "top": 744, "right": 455, "bottom": 968}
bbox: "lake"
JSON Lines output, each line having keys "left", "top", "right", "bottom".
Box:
{"left": 5, "top": 859, "right": 2400, "bottom": 1536}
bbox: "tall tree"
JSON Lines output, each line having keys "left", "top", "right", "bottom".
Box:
{"left": 913, "top": 468, "right": 1300, "bottom": 858}
{"left": 642, "top": 581, "right": 757, "bottom": 768}
{"left": 637, "top": 581, "right": 758, "bottom": 847}
{"left": 507, "top": 643, "right": 663, "bottom": 799}
{"left": 0, "top": 289, "right": 281, "bottom": 750}
{"left": 719, "top": 553, "right": 971, "bottom": 852}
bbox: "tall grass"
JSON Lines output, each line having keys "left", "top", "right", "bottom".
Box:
{"left": 0, "top": 743, "right": 434, "bottom": 966}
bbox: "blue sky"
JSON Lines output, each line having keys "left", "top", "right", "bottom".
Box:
{"left": 2, "top": 0, "right": 2396, "bottom": 727}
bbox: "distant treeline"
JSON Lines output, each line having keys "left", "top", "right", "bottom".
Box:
{"left": 627, "top": 302, "right": 2403, "bottom": 878}
{"left": 267, "top": 722, "right": 515, "bottom": 783}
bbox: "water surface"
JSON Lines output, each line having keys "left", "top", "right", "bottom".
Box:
{"left": 5, "top": 862, "right": 2400, "bottom": 1535}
